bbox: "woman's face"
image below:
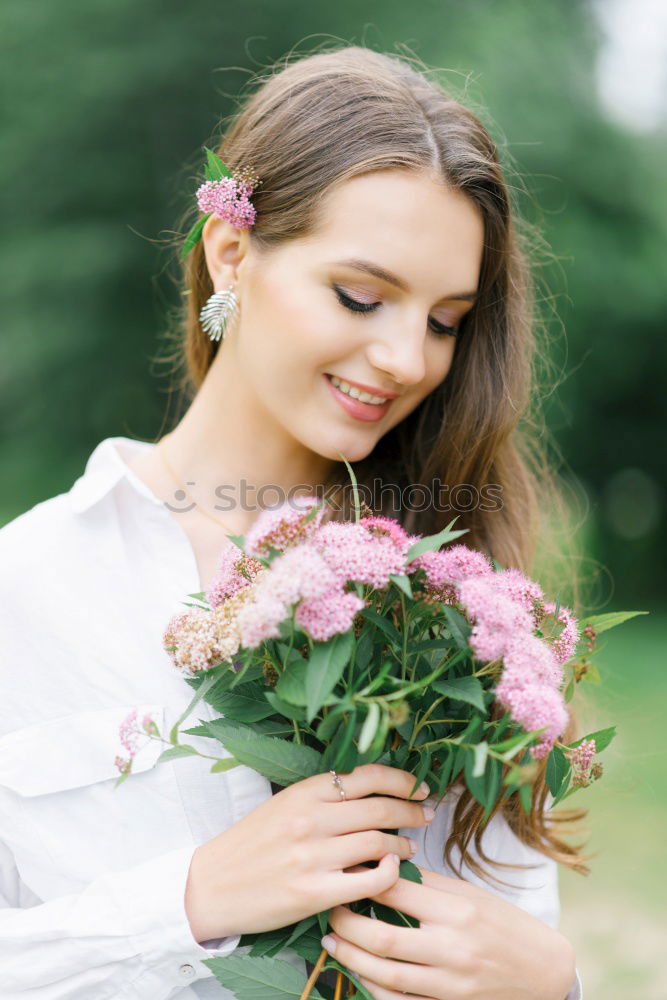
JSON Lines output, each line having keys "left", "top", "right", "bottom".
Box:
{"left": 210, "top": 168, "right": 484, "bottom": 465}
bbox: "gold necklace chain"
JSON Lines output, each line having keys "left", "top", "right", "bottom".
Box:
{"left": 156, "top": 434, "right": 232, "bottom": 531}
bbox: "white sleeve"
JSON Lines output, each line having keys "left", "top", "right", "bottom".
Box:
{"left": 0, "top": 836, "right": 240, "bottom": 999}
{"left": 564, "top": 968, "right": 583, "bottom": 999}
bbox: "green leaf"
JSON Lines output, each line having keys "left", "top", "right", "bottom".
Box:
{"left": 306, "top": 630, "right": 355, "bottom": 723}
{"left": 440, "top": 606, "right": 471, "bottom": 650}
{"left": 545, "top": 745, "right": 570, "bottom": 798}
{"left": 156, "top": 744, "right": 199, "bottom": 763}
{"left": 203, "top": 954, "right": 324, "bottom": 1000}
{"left": 408, "top": 749, "right": 432, "bottom": 798}
{"left": 481, "top": 758, "right": 502, "bottom": 823}
{"left": 433, "top": 675, "right": 485, "bottom": 712}
{"left": 436, "top": 746, "right": 456, "bottom": 799}
{"left": 464, "top": 746, "right": 488, "bottom": 808}
{"left": 212, "top": 681, "right": 277, "bottom": 723}
{"left": 179, "top": 214, "right": 210, "bottom": 259}
{"left": 358, "top": 606, "right": 403, "bottom": 647}
{"left": 275, "top": 655, "right": 309, "bottom": 706}
{"left": 317, "top": 907, "right": 332, "bottom": 937}
{"left": 472, "top": 741, "right": 489, "bottom": 778}
{"left": 282, "top": 914, "right": 320, "bottom": 950}
{"left": 203, "top": 146, "right": 233, "bottom": 180}
{"left": 358, "top": 702, "right": 380, "bottom": 754}
{"left": 335, "top": 451, "right": 361, "bottom": 523}
{"left": 580, "top": 610, "right": 648, "bottom": 635}
{"left": 169, "top": 671, "right": 221, "bottom": 744}
{"left": 389, "top": 573, "right": 413, "bottom": 598}
{"left": 405, "top": 518, "right": 468, "bottom": 562}
{"left": 201, "top": 718, "right": 323, "bottom": 784}
{"left": 568, "top": 726, "right": 617, "bottom": 753}
{"left": 210, "top": 757, "right": 241, "bottom": 773}
{"left": 333, "top": 709, "right": 358, "bottom": 770}
{"left": 493, "top": 728, "right": 538, "bottom": 760}
{"left": 316, "top": 705, "right": 347, "bottom": 741}
{"left": 519, "top": 782, "right": 533, "bottom": 814}
{"left": 263, "top": 690, "right": 308, "bottom": 722}
{"left": 399, "top": 859, "right": 423, "bottom": 884}
{"left": 372, "top": 900, "right": 419, "bottom": 928}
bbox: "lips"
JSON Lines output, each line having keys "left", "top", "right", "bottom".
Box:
{"left": 325, "top": 374, "right": 398, "bottom": 401}
{"left": 323, "top": 373, "right": 393, "bottom": 423}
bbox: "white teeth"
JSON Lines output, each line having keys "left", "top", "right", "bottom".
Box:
{"left": 329, "top": 375, "right": 388, "bottom": 405}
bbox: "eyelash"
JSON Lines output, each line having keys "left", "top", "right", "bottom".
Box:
{"left": 332, "top": 284, "right": 459, "bottom": 339}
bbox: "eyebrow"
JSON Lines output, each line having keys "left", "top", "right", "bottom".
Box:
{"left": 331, "top": 257, "right": 478, "bottom": 302}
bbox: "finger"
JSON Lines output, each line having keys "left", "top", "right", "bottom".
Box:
{"left": 356, "top": 975, "right": 433, "bottom": 1000}
{"left": 311, "top": 764, "right": 431, "bottom": 804}
{"left": 329, "top": 830, "right": 418, "bottom": 870}
{"left": 324, "top": 852, "right": 402, "bottom": 908}
{"left": 350, "top": 871, "right": 452, "bottom": 924}
{"left": 319, "top": 796, "right": 434, "bottom": 837}
{"left": 328, "top": 904, "right": 436, "bottom": 965}
{"left": 320, "top": 931, "right": 438, "bottom": 997}
{"left": 415, "top": 864, "right": 488, "bottom": 899}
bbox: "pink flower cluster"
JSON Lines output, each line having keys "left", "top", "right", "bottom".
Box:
{"left": 564, "top": 738, "right": 597, "bottom": 786}
{"left": 165, "top": 502, "right": 581, "bottom": 758}
{"left": 407, "top": 545, "right": 579, "bottom": 758}
{"left": 196, "top": 177, "right": 256, "bottom": 229}
{"left": 115, "top": 710, "right": 158, "bottom": 775}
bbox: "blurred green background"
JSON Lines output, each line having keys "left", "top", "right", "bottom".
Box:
{"left": 2, "top": 1, "right": 665, "bottom": 995}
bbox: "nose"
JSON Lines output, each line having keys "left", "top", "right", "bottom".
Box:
{"left": 365, "top": 317, "right": 428, "bottom": 388}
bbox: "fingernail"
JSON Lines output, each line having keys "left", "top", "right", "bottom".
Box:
{"left": 391, "top": 853, "right": 401, "bottom": 865}
{"left": 408, "top": 837, "right": 418, "bottom": 857}
{"left": 321, "top": 934, "right": 336, "bottom": 954}
{"left": 422, "top": 805, "right": 435, "bottom": 821}
{"left": 419, "top": 781, "right": 430, "bottom": 796}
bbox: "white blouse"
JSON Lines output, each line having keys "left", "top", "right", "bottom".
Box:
{"left": 0, "top": 436, "right": 582, "bottom": 999}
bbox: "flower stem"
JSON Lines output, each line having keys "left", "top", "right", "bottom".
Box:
{"left": 300, "top": 947, "right": 328, "bottom": 1000}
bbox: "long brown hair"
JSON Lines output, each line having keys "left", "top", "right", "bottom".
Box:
{"left": 161, "top": 43, "right": 591, "bottom": 884}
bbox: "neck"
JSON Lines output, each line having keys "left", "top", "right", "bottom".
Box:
{"left": 162, "top": 354, "right": 338, "bottom": 533}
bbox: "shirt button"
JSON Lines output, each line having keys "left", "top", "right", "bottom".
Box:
{"left": 179, "top": 964, "right": 196, "bottom": 979}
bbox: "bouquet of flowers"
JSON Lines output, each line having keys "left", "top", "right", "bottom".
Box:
{"left": 115, "top": 464, "right": 641, "bottom": 1000}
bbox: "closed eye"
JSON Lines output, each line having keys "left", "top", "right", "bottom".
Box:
{"left": 332, "top": 284, "right": 459, "bottom": 339}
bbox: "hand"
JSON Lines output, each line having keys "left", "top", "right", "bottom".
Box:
{"left": 184, "top": 763, "right": 434, "bottom": 942}
{"left": 324, "top": 864, "right": 577, "bottom": 999}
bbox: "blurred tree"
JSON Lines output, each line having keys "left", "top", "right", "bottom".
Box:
{"left": 1, "top": 0, "right": 665, "bottom": 603}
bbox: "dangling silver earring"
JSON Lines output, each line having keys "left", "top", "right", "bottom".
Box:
{"left": 199, "top": 283, "right": 238, "bottom": 342}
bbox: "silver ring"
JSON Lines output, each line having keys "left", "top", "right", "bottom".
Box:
{"left": 329, "top": 768, "right": 347, "bottom": 800}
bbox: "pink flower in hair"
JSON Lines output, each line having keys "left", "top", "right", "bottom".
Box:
{"left": 196, "top": 177, "right": 256, "bottom": 229}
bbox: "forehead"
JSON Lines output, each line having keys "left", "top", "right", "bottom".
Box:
{"left": 302, "top": 169, "right": 485, "bottom": 293}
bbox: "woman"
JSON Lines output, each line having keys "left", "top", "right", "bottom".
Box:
{"left": 0, "top": 45, "right": 584, "bottom": 998}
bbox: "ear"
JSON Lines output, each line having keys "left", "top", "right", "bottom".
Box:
{"left": 201, "top": 215, "right": 251, "bottom": 290}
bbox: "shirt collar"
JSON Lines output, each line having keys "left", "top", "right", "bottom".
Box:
{"left": 68, "top": 436, "right": 163, "bottom": 514}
